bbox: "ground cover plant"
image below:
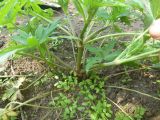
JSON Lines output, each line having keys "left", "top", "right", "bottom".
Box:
{"left": 0, "top": 0, "right": 160, "bottom": 119}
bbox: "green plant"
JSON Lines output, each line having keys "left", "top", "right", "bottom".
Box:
{"left": 50, "top": 74, "right": 112, "bottom": 119}
{"left": 154, "top": 80, "right": 160, "bottom": 97}
{"left": 115, "top": 106, "right": 146, "bottom": 120}
{"left": 0, "top": 0, "right": 160, "bottom": 119}
{"left": 0, "top": 0, "right": 160, "bottom": 78}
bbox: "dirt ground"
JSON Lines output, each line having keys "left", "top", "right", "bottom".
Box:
{"left": 0, "top": 2, "right": 160, "bottom": 120}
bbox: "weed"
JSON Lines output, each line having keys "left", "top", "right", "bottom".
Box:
{"left": 0, "top": 0, "right": 160, "bottom": 120}
{"left": 115, "top": 106, "right": 146, "bottom": 120}
{"left": 50, "top": 75, "right": 112, "bottom": 119}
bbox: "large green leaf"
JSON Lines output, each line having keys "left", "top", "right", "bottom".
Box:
{"left": 0, "top": 45, "right": 28, "bottom": 64}
{"left": 150, "top": 0, "right": 160, "bottom": 18}
{"left": 28, "top": 1, "right": 53, "bottom": 18}
{"left": 12, "top": 30, "right": 31, "bottom": 45}
{"left": 0, "top": 0, "right": 52, "bottom": 26}
{"left": 95, "top": 1, "right": 126, "bottom": 8}
{"left": 138, "top": 0, "right": 154, "bottom": 28}
{"left": 12, "top": 20, "right": 59, "bottom": 46}
{"left": 0, "top": 0, "right": 27, "bottom": 25}
{"left": 35, "top": 20, "right": 59, "bottom": 43}
{"left": 128, "top": 0, "right": 144, "bottom": 11}
{"left": 86, "top": 40, "right": 121, "bottom": 71}
{"left": 72, "top": 0, "right": 86, "bottom": 21}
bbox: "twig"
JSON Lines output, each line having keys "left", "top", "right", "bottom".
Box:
{"left": 105, "top": 66, "right": 151, "bottom": 80}
{"left": 55, "top": 110, "right": 62, "bottom": 120}
{"left": 5, "top": 92, "right": 50, "bottom": 110}
{"left": 10, "top": 60, "right": 15, "bottom": 76}
{"left": 20, "top": 107, "right": 26, "bottom": 120}
{"left": 106, "top": 86, "right": 160, "bottom": 101}
{"left": 0, "top": 75, "right": 34, "bottom": 78}
{"left": 20, "top": 73, "right": 45, "bottom": 91}
{"left": 10, "top": 101, "right": 54, "bottom": 109}
{"left": 40, "top": 110, "right": 53, "bottom": 120}
{"left": 84, "top": 26, "right": 110, "bottom": 42}
{"left": 107, "top": 97, "right": 133, "bottom": 120}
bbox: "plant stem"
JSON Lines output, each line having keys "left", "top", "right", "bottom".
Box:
{"left": 66, "top": 15, "right": 77, "bottom": 63}
{"left": 0, "top": 75, "right": 33, "bottom": 78}
{"left": 84, "top": 26, "right": 110, "bottom": 42}
{"left": 76, "top": 24, "right": 88, "bottom": 74}
{"left": 106, "top": 66, "right": 151, "bottom": 79}
{"left": 76, "top": 23, "right": 89, "bottom": 73}
{"left": 5, "top": 92, "right": 51, "bottom": 110}
{"left": 66, "top": 15, "right": 76, "bottom": 36}
{"left": 107, "top": 86, "right": 160, "bottom": 101}
{"left": 51, "top": 52, "right": 72, "bottom": 70}
{"left": 20, "top": 73, "right": 45, "bottom": 91}
{"left": 49, "top": 36, "right": 79, "bottom": 40}
{"left": 9, "top": 102, "right": 53, "bottom": 109}
{"left": 107, "top": 97, "right": 133, "bottom": 120}
{"left": 85, "top": 21, "right": 95, "bottom": 38}
{"left": 86, "top": 32, "right": 147, "bottom": 44}
{"left": 76, "top": 9, "right": 98, "bottom": 74}
{"left": 80, "top": 20, "right": 91, "bottom": 39}
{"left": 76, "top": 41, "right": 84, "bottom": 74}
{"left": 94, "top": 49, "right": 160, "bottom": 69}
{"left": 115, "top": 28, "right": 149, "bottom": 60}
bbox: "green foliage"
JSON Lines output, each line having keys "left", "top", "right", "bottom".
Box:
{"left": 86, "top": 40, "right": 121, "bottom": 71}
{"left": 128, "top": 0, "right": 144, "bottom": 11}
{"left": 134, "top": 106, "right": 146, "bottom": 120}
{"left": 23, "top": 0, "right": 53, "bottom": 19}
{"left": 101, "top": 4, "right": 129, "bottom": 23}
{"left": 58, "top": 0, "right": 69, "bottom": 14}
{"left": 13, "top": 20, "right": 59, "bottom": 45}
{"left": 1, "top": 0, "right": 160, "bottom": 120}
{"left": 0, "top": 0, "right": 27, "bottom": 25}
{"left": 115, "top": 106, "right": 146, "bottom": 120}
{"left": 150, "top": 0, "right": 160, "bottom": 18}
{"left": 0, "top": 0, "right": 52, "bottom": 27}
{"left": 0, "top": 20, "right": 59, "bottom": 67}
{"left": 96, "top": 0, "right": 144, "bottom": 24}
{"left": 138, "top": 0, "right": 154, "bottom": 27}
{"left": 0, "top": 108, "right": 18, "bottom": 120}
{"left": 50, "top": 75, "right": 112, "bottom": 119}
{"left": 1, "top": 0, "right": 159, "bottom": 74}
{"left": 117, "top": 38, "right": 145, "bottom": 60}
{"left": 72, "top": 0, "right": 86, "bottom": 21}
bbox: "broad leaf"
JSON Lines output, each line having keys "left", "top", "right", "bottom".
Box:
{"left": 35, "top": 20, "right": 59, "bottom": 43}
{"left": 72, "top": 0, "right": 86, "bottom": 21}
{"left": 27, "top": 36, "right": 39, "bottom": 46}
{"left": 152, "top": 63, "right": 160, "bottom": 69}
{"left": 150, "top": 0, "right": 160, "bottom": 18}
{"left": 86, "top": 40, "right": 121, "bottom": 71}
{"left": 0, "top": 0, "right": 27, "bottom": 25}
{"left": 12, "top": 30, "right": 30, "bottom": 45}
{"left": 24, "top": 0, "right": 53, "bottom": 19}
